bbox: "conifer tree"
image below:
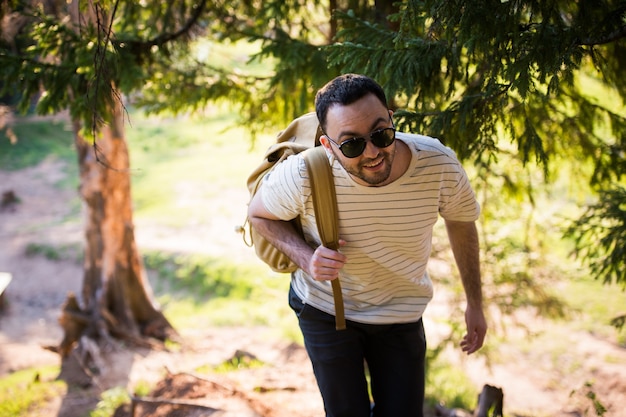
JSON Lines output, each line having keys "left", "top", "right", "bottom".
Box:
{"left": 0, "top": 0, "right": 212, "bottom": 367}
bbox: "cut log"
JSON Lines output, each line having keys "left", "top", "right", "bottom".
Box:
{"left": 130, "top": 396, "right": 220, "bottom": 417}
{"left": 475, "top": 384, "right": 503, "bottom": 417}
{"left": 435, "top": 384, "right": 504, "bottom": 417}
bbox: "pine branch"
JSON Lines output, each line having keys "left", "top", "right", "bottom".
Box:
{"left": 578, "top": 24, "right": 626, "bottom": 46}
{"left": 146, "top": 0, "right": 208, "bottom": 46}
{"left": 113, "top": 0, "right": 208, "bottom": 50}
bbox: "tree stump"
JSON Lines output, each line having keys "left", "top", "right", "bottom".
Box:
{"left": 475, "top": 384, "right": 503, "bottom": 417}
{"left": 435, "top": 384, "right": 504, "bottom": 417}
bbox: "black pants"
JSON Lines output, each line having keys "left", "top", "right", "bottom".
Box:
{"left": 289, "top": 285, "right": 426, "bottom": 417}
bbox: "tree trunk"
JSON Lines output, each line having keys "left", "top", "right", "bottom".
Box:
{"left": 57, "top": 92, "right": 177, "bottom": 359}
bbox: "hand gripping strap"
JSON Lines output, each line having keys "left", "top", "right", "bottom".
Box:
{"left": 303, "top": 147, "right": 346, "bottom": 331}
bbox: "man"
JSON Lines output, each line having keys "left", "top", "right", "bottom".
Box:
{"left": 248, "top": 74, "right": 487, "bottom": 417}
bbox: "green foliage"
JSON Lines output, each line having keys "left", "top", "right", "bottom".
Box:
{"left": 0, "top": 366, "right": 65, "bottom": 417}
{"left": 132, "top": 41, "right": 258, "bottom": 120}
{"left": 90, "top": 387, "right": 130, "bottom": 417}
{"left": 1, "top": 1, "right": 205, "bottom": 137}
{"left": 211, "top": 353, "right": 266, "bottom": 374}
{"left": 424, "top": 354, "right": 476, "bottom": 410}
{"left": 569, "top": 381, "right": 608, "bottom": 417}
{"left": 610, "top": 313, "right": 626, "bottom": 334}
{"left": 131, "top": 380, "right": 153, "bottom": 398}
{"left": 566, "top": 186, "right": 626, "bottom": 288}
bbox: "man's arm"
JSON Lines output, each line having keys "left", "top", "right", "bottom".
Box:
{"left": 248, "top": 187, "right": 346, "bottom": 280}
{"left": 444, "top": 219, "right": 487, "bottom": 354}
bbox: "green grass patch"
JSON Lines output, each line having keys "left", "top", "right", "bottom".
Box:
{"left": 130, "top": 380, "right": 153, "bottom": 398}
{"left": 25, "top": 242, "right": 82, "bottom": 262}
{"left": 144, "top": 251, "right": 295, "bottom": 332}
{"left": 559, "top": 275, "right": 626, "bottom": 344}
{"left": 89, "top": 386, "right": 130, "bottom": 417}
{"left": 0, "top": 365, "right": 65, "bottom": 417}
{"left": 0, "top": 120, "right": 76, "bottom": 171}
{"left": 210, "top": 353, "right": 266, "bottom": 374}
{"left": 126, "top": 109, "right": 274, "bottom": 226}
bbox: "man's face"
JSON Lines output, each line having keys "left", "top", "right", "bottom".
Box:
{"left": 322, "top": 94, "right": 395, "bottom": 186}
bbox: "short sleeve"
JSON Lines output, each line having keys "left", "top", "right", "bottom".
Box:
{"left": 260, "top": 154, "right": 310, "bottom": 221}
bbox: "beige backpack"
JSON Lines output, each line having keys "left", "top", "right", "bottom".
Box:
{"left": 239, "top": 112, "right": 345, "bottom": 330}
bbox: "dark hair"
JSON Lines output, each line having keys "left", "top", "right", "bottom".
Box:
{"left": 315, "top": 74, "right": 388, "bottom": 130}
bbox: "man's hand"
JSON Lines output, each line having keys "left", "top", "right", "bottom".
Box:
{"left": 460, "top": 305, "right": 487, "bottom": 354}
{"left": 308, "top": 239, "right": 347, "bottom": 281}
{"left": 445, "top": 220, "right": 486, "bottom": 354}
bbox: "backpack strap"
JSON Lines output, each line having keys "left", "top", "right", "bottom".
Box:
{"left": 303, "top": 146, "right": 346, "bottom": 331}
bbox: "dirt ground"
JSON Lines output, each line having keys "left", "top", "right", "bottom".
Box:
{"left": 1, "top": 157, "right": 626, "bottom": 417}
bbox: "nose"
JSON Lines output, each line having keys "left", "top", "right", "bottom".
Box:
{"left": 361, "top": 139, "right": 380, "bottom": 159}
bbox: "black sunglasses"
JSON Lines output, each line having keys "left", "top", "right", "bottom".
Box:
{"left": 325, "top": 127, "right": 396, "bottom": 158}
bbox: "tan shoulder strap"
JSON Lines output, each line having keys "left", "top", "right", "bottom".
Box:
{"left": 303, "top": 147, "right": 346, "bottom": 331}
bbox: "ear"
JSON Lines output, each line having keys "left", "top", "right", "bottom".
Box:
{"left": 388, "top": 109, "right": 394, "bottom": 119}
{"left": 320, "top": 135, "right": 333, "bottom": 152}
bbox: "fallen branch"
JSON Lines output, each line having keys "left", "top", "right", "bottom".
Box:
{"left": 130, "top": 396, "right": 220, "bottom": 417}
{"left": 150, "top": 371, "right": 279, "bottom": 417}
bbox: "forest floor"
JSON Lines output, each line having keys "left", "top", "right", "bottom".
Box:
{"left": 1, "top": 157, "right": 626, "bottom": 417}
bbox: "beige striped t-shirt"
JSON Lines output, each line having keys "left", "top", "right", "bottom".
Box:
{"left": 261, "top": 132, "right": 480, "bottom": 324}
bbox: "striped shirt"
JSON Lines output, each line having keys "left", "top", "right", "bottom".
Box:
{"left": 261, "top": 132, "right": 480, "bottom": 324}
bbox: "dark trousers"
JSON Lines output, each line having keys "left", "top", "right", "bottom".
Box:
{"left": 289, "top": 285, "right": 426, "bottom": 417}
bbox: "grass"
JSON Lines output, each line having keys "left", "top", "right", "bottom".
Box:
{"left": 25, "top": 242, "right": 83, "bottom": 263}
{"left": 0, "top": 366, "right": 65, "bottom": 417}
{"left": 89, "top": 387, "right": 130, "bottom": 417}
{"left": 425, "top": 357, "right": 477, "bottom": 410}
{"left": 126, "top": 109, "right": 275, "bottom": 226}
{"left": 0, "top": 119, "right": 76, "bottom": 172}
{"left": 143, "top": 250, "right": 296, "bottom": 334}
{"left": 210, "top": 354, "right": 266, "bottom": 374}
{"left": 559, "top": 275, "right": 626, "bottom": 345}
